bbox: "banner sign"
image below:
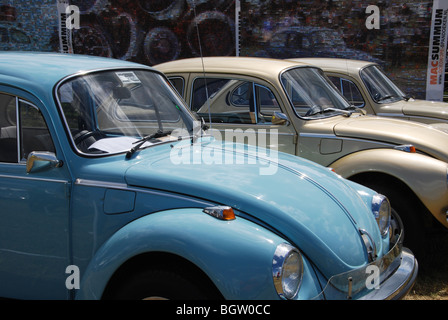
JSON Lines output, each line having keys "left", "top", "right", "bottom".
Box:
{"left": 57, "top": 0, "right": 73, "bottom": 54}
{"left": 426, "top": 0, "right": 448, "bottom": 101}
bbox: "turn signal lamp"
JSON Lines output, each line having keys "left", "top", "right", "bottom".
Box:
{"left": 203, "top": 206, "right": 236, "bottom": 220}
{"left": 394, "top": 144, "right": 416, "bottom": 153}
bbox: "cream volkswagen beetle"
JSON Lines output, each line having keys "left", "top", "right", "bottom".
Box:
{"left": 291, "top": 58, "right": 448, "bottom": 133}
{"left": 156, "top": 57, "right": 448, "bottom": 254}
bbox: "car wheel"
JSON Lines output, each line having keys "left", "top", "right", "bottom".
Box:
{"left": 351, "top": 175, "right": 426, "bottom": 257}
{"left": 109, "top": 268, "right": 218, "bottom": 300}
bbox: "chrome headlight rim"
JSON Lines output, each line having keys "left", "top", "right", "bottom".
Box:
{"left": 272, "top": 243, "right": 304, "bottom": 300}
{"left": 372, "top": 194, "right": 391, "bottom": 237}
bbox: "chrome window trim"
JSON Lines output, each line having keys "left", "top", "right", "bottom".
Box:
{"left": 298, "top": 133, "right": 396, "bottom": 148}
{"left": 0, "top": 173, "right": 69, "bottom": 184}
{"left": 53, "top": 66, "right": 163, "bottom": 158}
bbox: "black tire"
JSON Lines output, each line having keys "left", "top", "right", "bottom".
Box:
{"left": 351, "top": 175, "right": 426, "bottom": 257}
{"left": 108, "top": 267, "right": 218, "bottom": 300}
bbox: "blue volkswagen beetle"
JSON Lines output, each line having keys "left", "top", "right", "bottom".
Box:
{"left": 0, "top": 52, "right": 416, "bottom": 300}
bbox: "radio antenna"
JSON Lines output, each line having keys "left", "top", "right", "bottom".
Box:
{"left": 192, "top": 0, "right": 212, "bottom": 130}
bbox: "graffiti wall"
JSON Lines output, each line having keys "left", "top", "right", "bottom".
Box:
{"left": 0, "top": 0, "right": 236, "bottom": 65}
{"left": 238, "top": 0, "right": 434, "bottom": 99}
{"left": 0, "top": 0, "right": 443, "bottom": 99}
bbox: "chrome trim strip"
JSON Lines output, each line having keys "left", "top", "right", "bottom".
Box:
{"left": 0, "top": 174, "right": 69, "bottom": 184}
{"left": 74, "top": 178, "right": 127, "bottom": 189}
{"left": 359, "top": 248, "right": 418, "bottom": 300}
{"left": 299, "top": 133, "right": 395, "bottom": 147}
{"left": 74, "top": 178, "right": 215, "bottom": 206}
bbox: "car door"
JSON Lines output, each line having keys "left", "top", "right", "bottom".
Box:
{"left": 182, "top": 75, "right": 297, "bottom": 155}
{"left": 0, "top": 92, "right": 71, "bottom": 299}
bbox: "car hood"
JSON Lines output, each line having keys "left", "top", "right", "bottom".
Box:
{"left": 333, "top": 115, "right": 448, "bottom": 162}
{"left": 125, "top": 140, "right": 381, "bottom": 277}
{"left": 400, "top": 99, "right": 448, "bottom": 120}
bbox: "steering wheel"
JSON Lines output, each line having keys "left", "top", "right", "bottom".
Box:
{"left": 74, "top": 130, "right": 95, "bottom": 144}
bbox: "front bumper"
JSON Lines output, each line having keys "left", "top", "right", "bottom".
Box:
{"left": 313, "top": 230, "right": 418, "bottom": 300}
{"left": 359, "top": 247, "right": 418, "bottom": 300}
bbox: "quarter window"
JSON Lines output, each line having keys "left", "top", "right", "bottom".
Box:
{"left": 328, "top": 76, "right": 365, "bottom": 107}
{"left": 191, "top": 77, "right": 281, "bottom": 124}
{"left": 167, "top": 76, "right": 185, "bottom": 97}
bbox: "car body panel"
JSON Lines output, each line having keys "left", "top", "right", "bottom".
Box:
{"left": 0, "top": 52, "right": 417, "bottom": 300}
{"left": 291, "top": 58, "right": 448, "bottom": 127}
{"left": 76, "top": 208, "right": 324, "bottom": 300}
{"left": 156, "top": 57, "right": 448, "bottom": 234}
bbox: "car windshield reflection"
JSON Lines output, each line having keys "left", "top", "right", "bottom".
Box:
{"left": 280, "top": 67, "right": 352, "bottom": 119}
{"left": 360, "top": 65, "right": 407, "bottom": 103}
{"left": 57, "top": 69, "right": 194, "bottom": 155}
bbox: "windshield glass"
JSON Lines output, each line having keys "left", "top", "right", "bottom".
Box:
{"left": 57, "top": 69, "right": 194, "bottom": 155}
{"left": 280, "top": 67, "right": 352, "bottom": 119}
{"left": 360, "top": 65, "right": 406, "bottom": 103}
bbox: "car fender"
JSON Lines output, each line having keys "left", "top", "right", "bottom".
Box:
{"left": 75, "top": 208, "right": 289, "bottom": 300}
{"left": 330, "top": 148, "right": 448, "bottom": 227}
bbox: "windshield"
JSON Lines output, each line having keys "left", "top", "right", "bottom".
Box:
{"left": 281, "top": 67, "right": 352, "bottom": 119}
{"left": 360, "top": 65, "right": 406, "bottom": 103}
{"left": 57, "top": 69, "right": 195, "bottom": 155}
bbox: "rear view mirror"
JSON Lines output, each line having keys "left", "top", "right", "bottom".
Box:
{"left": 26, "top": 151, "right": 63, "bottom": 173}
{"left": 272, "top": 112, "right": 290, "bottom": 125}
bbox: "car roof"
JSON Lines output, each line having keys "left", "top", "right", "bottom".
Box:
{"left": 288, "top": 58, "right": 376, "bottom": 74}
{"left": 155, "top": 56, "right": 311, "bottom": 82}
{"left": 0, "top": 52, "right": 151, "bottom": 97}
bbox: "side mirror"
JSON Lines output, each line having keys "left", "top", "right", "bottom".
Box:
{"left": 272, "top": 112, "right": 290, "bottom": 125}
{"left": 26, "top": 151, "right": 63, "bottom": 173}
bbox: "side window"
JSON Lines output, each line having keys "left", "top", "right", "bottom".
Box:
{"left": 0, "top": 93, "right": 55, "bottom": 163}
{"left": 0, "top": 93, "right": 18, "bottom": 163}
{"left": 328, "top": 76, "right": 365, "bottom": 107}
{"left": 191, "top": 77, "right": 231, "bottom": 112}
{"left": 191, "top": 77, "right": 281, "bottom": 124}
{"left": 19, "top": 100, "right": 55, "bottom": 160}
{"left": 167, "top": 76, "right": 184, "bottom": 97}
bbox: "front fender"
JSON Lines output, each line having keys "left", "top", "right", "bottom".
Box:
{"left": 75, "top": 208, "right": 293, "bottom": 300}
{"left": 330, "top": 149, "right": 448, "bottom": 228}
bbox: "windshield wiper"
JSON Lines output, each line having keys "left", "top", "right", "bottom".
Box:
{"left": 376, "top": 94, "right": 401, "bottom": 102}
{"left": 306, "top": 106, "right": 353, "bottom": 117}
{"left": 126, "top": 130, "right": 172, "bottom": 159}
{"left": 345, "top": 105, "right": 366, "bottom": 116}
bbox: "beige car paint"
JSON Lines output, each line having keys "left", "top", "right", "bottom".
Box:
{"left": 156, "top": 57, "right": 448, "bottom": 245}
{"left": 291, "top": 58, "right": 448, "bottom": 132}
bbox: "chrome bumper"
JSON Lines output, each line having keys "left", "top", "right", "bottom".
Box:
{"left": 359, "top": 247, "right": 418, "bottom": 300}
{"left": 313, "top": 229, "right": 418, "bottom": 300}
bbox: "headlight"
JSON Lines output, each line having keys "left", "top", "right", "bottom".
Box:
{"left": 272, "top": 243, "right": 303, "bottom": 299}
{"left": 372, "top": 194, "right": 391, "bottom": 237}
